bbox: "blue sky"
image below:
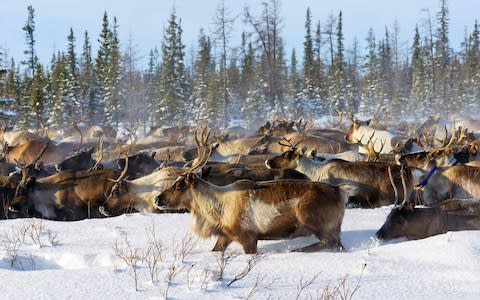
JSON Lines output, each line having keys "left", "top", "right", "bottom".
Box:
{"left": 1, "top": 0, "right": 479, "bottom": 68}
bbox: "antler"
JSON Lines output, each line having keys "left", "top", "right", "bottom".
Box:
{"left": 111, "top": 153, "right": 129, "bottom": 184}
{"left": 326, "top": 108, "right": 345, "bottom": 128}
{"left": 72, "top": 122, "right": 83, "bottom": 152}
{"left": 294, "top": 119, "right": 314, "bottom": 137}
{"left": 89, "top": 136, "right": 104, "bottom": 171}
{"left": 183, "top": 127, "right": 212, "bottom": 175}
{"left": 31, "top": 140, "right": 50, "bottom": 168}
{"left": 279, "top": 137, "right": 293, "bottom": 148}
{"left": 278, "top": 136, "right": 303, "bottom": 150}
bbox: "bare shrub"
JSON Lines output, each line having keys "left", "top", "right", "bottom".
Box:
{"left": 0, "top": 229, "right": 23, "bottom": 269}
{"left": 318, "top": 263, "right": 367, "bottom": 300}
{"left": 245, "top": 273, "right": 269, "bottom": 300}
{"left": 0, "top": 220, "right": 58, "bottom": 271}
{"left": 227, "top": 253, "right": 264, "bottom": 287}
{"left": 112, "top": 234, "right": 144, "bottom": 291}
{"left": 169, "top": 232, "right": 197, "bottom": 263}
{"left": 47, "top": 230, "right": 59, "bottom": 246}
{"left": 163, "top": 260, "right": 185, "bottom": 299}
{"left": 295, "top": 272, "right": 321, "bottom": 300}
{"left": 144, "top": 222, "right": 165, "bottom": 282}
{"left": 215, "top": 250, "right": 240, "bottom": 281}
{"left": 27, "top": 219, "right": 46, "bottom": 247}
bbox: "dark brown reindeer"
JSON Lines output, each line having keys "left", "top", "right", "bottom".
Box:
{"left": 376, "top": 199, "right": 480, "bottom": 241}
{"left": 9, "top": 157, "right": 130, "bottom": 220}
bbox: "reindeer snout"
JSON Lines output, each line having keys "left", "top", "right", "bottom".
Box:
{"left": 375, "top": 228, "right": 386, "bottom": 240}
{"left": 154, "top": 194, "right": 168, "bottom": 209}
{"left": 55, "top": 163, "right": 63, "bottom": 172}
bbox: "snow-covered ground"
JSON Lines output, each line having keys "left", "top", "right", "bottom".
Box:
{"left": 0, "top": 207, "right": 479, "bottom": 299}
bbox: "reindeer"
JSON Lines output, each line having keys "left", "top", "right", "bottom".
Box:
{"left": 345, "top": 117, "right": 401, "bottom": 154}
{"left": 155, "top": 171, "right": 356, "bottom": 254}
{"left": 376, "top": 199, "right": 480, "bottom": 241}
{"left": 419, "top": 165, "right": 480, "bottom": 206}
{"left": 101, "top": 128, "right": 310, "bottom": 217}
{"left": 265, "top": 139, "right": 415, "bottom": 208}
{"left": 267, "top": 119, "right": 353, "bottom": 154}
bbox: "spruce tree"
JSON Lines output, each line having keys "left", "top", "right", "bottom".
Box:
{"left": 463, "top": 20, "right": 480, "bottom": 112}
{"left": 288, "top": 48, "right": 302, "bottom": 119}
{"left": 95, "top": 11, "right": 111, "bottom": 124}
{"left": 331, "top": 11, "right": 346, "bottom": 112}
{"left": 145, "top": 48, "right": 160, "bottom": 124}
{"left": 65, "top": 28, "right": 79, "bottom": 124}
{"left": 191, "top": 30, "right": 214, "bottom": 122}
{"left": 1, "top": 59, "right": 21, "bottom": 125}
{"left": 79, "top": 31, "right": 96, "bottom": 124}
{"left": 410, "top": 25, "right": 428, "bottom": 116}
{"left": 104, "top": 17, "right": 122, "bottom": 126}
{"left": 155, "top": 9, "right": 187, "bottom": 125}
{"left": 49, "top": 52, "right": 68, "bottom": 128}
{"left": 360, "top": 28, "right": 380, "bottom": 115}
{"left": 303, "top": 8, "right": 316, "bottom": 102}
{"left": 30, "top": 61, "right": 47, "bottom": 129}
{"left": 434, "top": 0, "right": 451, "bottom": 112}
{"left": 22, "top": 5, "right": 37, "bottom": 78}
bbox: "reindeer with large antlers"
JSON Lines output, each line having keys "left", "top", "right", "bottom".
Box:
{"left": 155, "top": 141, "right": 358, "bottom": 253}
{"left": 98, "top": 127, "right": 214, "bottom": 217}
{"left": 265, "top": 142, "right": 416, "bottom": 208}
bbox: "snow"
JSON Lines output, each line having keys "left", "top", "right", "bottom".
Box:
{"left": 1, "top": 207, "right": 479, "bottom": 299}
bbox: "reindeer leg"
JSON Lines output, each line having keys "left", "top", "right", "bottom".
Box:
{"left": 212, "top": 235, "right": 232, "bottom": 252}
{"left": 241, "top": 239, "right": 258, "bottom": 254}
{"left": 239, "top": 233, "right": 258, "bottom": 254}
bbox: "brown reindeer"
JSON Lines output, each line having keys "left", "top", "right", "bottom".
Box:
{"left": 100, "top": 128, "right": 310, "bottom": 217}
{"left": 265, "top": 145, "right": 415, "bottom": 208}
{"left": 9, "top": 157, "right": 130, "bottom": 220}
{"left": 155, "top": 173, "right": 355, "bottom": 254}
{"left": 376, "top": 199, "right": 480, "bottom": 240}
{"left": 419, "top": 165, "right": 480, "bottom": 206}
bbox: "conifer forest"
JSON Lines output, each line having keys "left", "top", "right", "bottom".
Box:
{"left": 0, "top": 0, "right": 478, "bottom": 131}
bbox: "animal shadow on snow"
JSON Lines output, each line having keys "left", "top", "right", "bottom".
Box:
{"left": 256, "top": 229, "right": 378, "bottom": 253}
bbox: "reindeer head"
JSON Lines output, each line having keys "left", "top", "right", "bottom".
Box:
{"left": 265, "top": 137, "right": 307, "bottom": 169}
{"left": 155, "top": 172, "right": 197, "bottom": 210}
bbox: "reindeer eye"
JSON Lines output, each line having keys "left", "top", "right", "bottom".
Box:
{"left": 176, "top": 181, "right": 185, "bottom": 190}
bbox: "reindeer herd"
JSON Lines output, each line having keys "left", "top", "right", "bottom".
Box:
{"left": 1, "top": 114, "right": 480, "bottom": 253}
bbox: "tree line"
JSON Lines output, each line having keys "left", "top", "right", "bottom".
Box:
{"left": 0, "top": 0, "right": 478, "bottom": 131}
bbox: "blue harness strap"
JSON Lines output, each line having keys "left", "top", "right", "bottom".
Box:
{"left": 417, "top": 165, "right": 437, "bottom": 188}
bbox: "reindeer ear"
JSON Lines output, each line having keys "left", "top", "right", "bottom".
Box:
{"left": 151, "top": 151, "right": 156, "bottom": 159}
{"left": 187, "top": 172, "right": 197, "bottom": 183}
{"left": 353, "top": 119, "right": 361, "bottom": 129}
{"left": 365, "top": 119, "right": 372, "bottom": 126}
{"left": 310, "top": 149, "right": 317, "bottom": 157}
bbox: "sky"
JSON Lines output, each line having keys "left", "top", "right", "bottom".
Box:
{"left": 1, "top": 0, "right": 480, "bottom": 69}
{"left": 0, "top": 207, "right": 479, "bottom": 299}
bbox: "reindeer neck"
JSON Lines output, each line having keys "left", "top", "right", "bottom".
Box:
{"left": 296, "top": 155, "right": 327, "bottom": 179}
{"left": 189, "top": 177, "right": 226, "bottom": 222}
